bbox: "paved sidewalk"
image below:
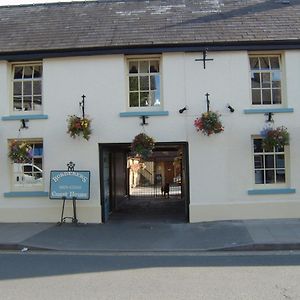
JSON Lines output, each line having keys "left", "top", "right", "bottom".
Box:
{"left": 1, "top": 219, "right": 300, "bottom": 252}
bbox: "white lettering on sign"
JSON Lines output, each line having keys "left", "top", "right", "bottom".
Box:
{"left": 69, "top": 191, "right": 88, "bottom": 198}
{"left": 51, "top": 191, "right": 68, "bottom": 197}
{"left": 52, "top": 172, "right": 88, "bottom": 183}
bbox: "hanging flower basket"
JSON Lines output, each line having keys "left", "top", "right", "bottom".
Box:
{"left": 194, "top": 111, "right": 224, "bottom": 136}
{"left": 260, "top": 126, "right": 289, "bottom": 151}
{"left": 8, "top": 140, "right": 32, "bottom": 163}
{"left": 131, "top": 133, "right": 155, "bottom": 159}
{"left": 67, "top": 115, "right": 92, "bottom": 141}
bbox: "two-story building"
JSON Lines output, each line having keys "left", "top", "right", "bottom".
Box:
{"left": 1, "top": 0, "right": 300, "bottom": 223}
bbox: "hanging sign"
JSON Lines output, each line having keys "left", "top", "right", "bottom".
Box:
{"left": 50, "top": 170, "right": 90, "bottom": 200}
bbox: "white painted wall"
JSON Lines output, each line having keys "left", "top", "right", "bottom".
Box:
{"left": 1, "top": 50, "right": 300, "bottom": 223}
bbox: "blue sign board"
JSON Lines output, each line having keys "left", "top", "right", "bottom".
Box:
{"left": 50, "top": 170, "right": 90, "bottom": 200}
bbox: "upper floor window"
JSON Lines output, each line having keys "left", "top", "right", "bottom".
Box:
{"left": 253, "top": 138, "right": 286, "bottom": 185}
{"left": 249, "top": 55, "right": 281, "bottom": 105}
{"left": 12, "top": 63, "right": 42, "bottom": 112}
{"left": 11, "top": 140, "right": 44, "bottom": 191}
{"left": 128, "top": 58, "right": 161, "bottom": 108}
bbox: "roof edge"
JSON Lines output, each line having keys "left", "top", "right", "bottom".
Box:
{"left": 1, "top": 40, "right": 300, "bottom": 61}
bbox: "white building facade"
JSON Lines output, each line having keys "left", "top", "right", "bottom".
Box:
{"left": 0, "top": 1, "right": 300, "bottom": 223}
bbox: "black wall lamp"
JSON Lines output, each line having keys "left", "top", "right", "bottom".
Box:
{"left": 227, "top": 105, "right": 235, "bottom": 113}
{"left": 179, "top": 106, "right": 188, "bottom": 113}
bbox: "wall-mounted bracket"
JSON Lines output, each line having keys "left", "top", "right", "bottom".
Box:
{"left": 205, "top": 93, "right": 210, "bottom": 112}
{"left": 265, "top": 112, "right": 274, "bottom": 123}
{"left": 20, "top": 119, "right": 29, "bottom": 130}
{"left": 79, "top": 95, "right": 86, "bottom": 118}
{"left": 140, "top": 116, "right": 149, "bottom": 126}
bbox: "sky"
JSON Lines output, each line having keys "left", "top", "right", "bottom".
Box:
{"left": 0, "top": 0, "right": 93, "bottom": 6}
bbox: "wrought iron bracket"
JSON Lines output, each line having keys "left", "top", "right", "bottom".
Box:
{"left": 265, "top": 112, "right": 274, "bottom": 123}
{"left": 79, "top": 94, "right": 86, "bottom": 118}
{"left": 140, "top": 115, "right": 149, "bottom": 126}
{"left": 19, "top": 119, "right": 29, "bottom": 130}
{"left": 205, "top": 93, "right": 210, "bottom": 112}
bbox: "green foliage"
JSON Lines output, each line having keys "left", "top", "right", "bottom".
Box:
{"left": 8, "top": 140, "right": 32, "bottom": 163}
{"left": 261, "top": 126, "right": 289, "bottom": 151}
{"left": 67, "top": 115, "right": 92, "bottom": 141}
{"left": 194, "top": 111, "right": 224, "bottom": 136}
{"left": 131, "top": 133, "right": 155, "bottom": 159}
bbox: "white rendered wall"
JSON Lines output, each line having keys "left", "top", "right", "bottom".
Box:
{"left": 0, "top": 51, "right": 300, "bottom": 222}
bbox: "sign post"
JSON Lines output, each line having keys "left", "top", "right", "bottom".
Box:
{"left": 49, "top": 162, "right": 90, "bottom": 225}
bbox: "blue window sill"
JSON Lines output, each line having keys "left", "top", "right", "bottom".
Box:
{"left": 244, "top": 108, "right": 294, "bottom": 114}
{"left": 248, "top": 188, "right": 296, "bottom": 195}
{"left": 2, "top": 114, "right": 48, "bottom": 121}
{"left": 120, "top": 111, "right": 169, "bottom": 117}
{"left": 4, "top": 191, "right": 49, "bottom": 198}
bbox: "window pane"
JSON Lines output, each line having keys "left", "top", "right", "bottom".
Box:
{"left": 23, "top": 81, "right": 32, "bottom": 95}
{"left": 150, "top": 75, "right": 160, "bottom": 90}
{"left": 260, "top": 57, "right": 270, "bottom": 69}
{"left": 272, "top": 89, "right": 281, "bottom": 104}
{"left": 150, "top": 60, "right": 159, "bottom": 73}
{"left": 33, "top": 81, "right": 41, "bottom": 95}
{"left": 33, "top": 66, "right": 42, "bottom": 78}
{"left": 255, "top": 170, "right": 264, "bottom": 184}
{"left": 140, "top": 76, "right": 149, "bottom": 90}
{"left": 129, "top": 76, "right": 138, "bottom": 91}
{"left": 266, "top": 170, "right": 275, "bottom": 183}
{"left": 14, "top": 66, "right": 23, "bottom": 79}
{"left": 13, "top": 82, "right": 22, "bottom": 96}
{"left": 276, "top": 170, "right": 285, "bottom": 183}
{"left": 129, "top": 62, "right": 138, "bottom": 74}
{"left": 24, "top": 66, "right": 33, "bottom": 78}
{"left": 262, "top": 89, "right": 271, "bottom": 104}
{"left": 148, "top": 91, "right": 156, "bottom": 106}
{"left": 13, "top": 97, "right": 22, "bottom": 111}
{"left": 129, "top": 92, "right": 139, "bottom": 107}
{"left": 265, "top": 154, "right": 274, "bottom": 168}
{"left": 262, "top": 73, "right": 270, "bottom": 88}
{"left": 154, "top": 89, "right": 160, "bottom": 106}
{"left": 250, "top": 57, "right": 259, "bottom": 70}
{"left": 140, "top": 92, "right": 149, "bottom": 106}
{"left": 140, "top": 61, "right": 149, "bottom": 73}
{"left": 252, "top": 90, "right": 261, "bottom": 104}
{"left": 33, "top": 97, "right": 42, "bottom": 110}
{"left": 34, "top": 144, "right": 43, "bottom": 156}
{"left": 272, "top": 70, "right": 281, "bottom": 85}
{"left": 254, "top": 155, "right": 263, "bottom": 168}
{"left": 23, "top": 97, "right": 32, "bottom": 111}
{"left": 251, "top": 73, "right": 260, "bottom": 88}
{"left": 270, "top": 57, "right": 280, "bottom": 69}
{"left": 254, "top": 139, "right": 263, "bottom": 153}
{"left": 276, "top": 154, "right": 285, "bottom": 168}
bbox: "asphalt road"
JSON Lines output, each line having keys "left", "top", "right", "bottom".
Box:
{"left": 1, "top": 251, "right": 300, "bottom": 300}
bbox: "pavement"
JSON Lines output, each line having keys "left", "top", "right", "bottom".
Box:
{"left": 1, "top": 218, "right": 300, "bottom": 252}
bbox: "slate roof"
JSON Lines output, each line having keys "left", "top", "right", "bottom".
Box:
{"left": 0, "top": 0, "right": 300, "bottom": 55}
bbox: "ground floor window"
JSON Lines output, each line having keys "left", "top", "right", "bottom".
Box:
{"left": 253, "top": 138, "right": 286, "bottom": 185}
{"left": 10, "top": 139, "right": 43, "bottom": 190}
